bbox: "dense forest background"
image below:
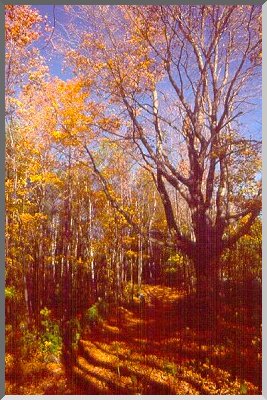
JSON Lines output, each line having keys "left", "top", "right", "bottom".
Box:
{"left": 5, "top": 5, "right": 262, "bottom": 395}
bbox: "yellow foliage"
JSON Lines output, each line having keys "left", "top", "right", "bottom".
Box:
{"left": 20, "top": 213, "right": 35, "bottom": 223}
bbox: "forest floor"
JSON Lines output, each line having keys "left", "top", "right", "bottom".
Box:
{"left": 70, "top": 285, "right": 261, "bottom": 395}
{"left": 6, "top": 284, "right": 261, "bottom": 395}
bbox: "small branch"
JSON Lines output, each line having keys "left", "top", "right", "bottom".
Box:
{"left": 40, "top": 5, "right": 56, "bottom": 50}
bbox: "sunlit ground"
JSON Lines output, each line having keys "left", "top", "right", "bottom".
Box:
{"left": 70, "top": 285, "right": 261, "bottom": 395}
{"left": 6, "top": 284, "right": 261, "bottom": 395}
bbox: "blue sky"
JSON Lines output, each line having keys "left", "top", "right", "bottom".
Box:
{"left": 34, "top": 5, "right": 73, "bottom": 79}
{"left": 32, "top": 5, "right": 262, "bottom": 142}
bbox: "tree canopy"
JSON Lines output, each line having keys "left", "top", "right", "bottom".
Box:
{"left": 5, "top": 5, "right": 262, "bottom": 396}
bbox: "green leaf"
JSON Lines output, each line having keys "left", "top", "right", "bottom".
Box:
{"left": 240, "top": 383, "right": 248, "bottom": 394}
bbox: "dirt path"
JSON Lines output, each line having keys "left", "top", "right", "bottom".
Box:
{"left": 69, "top": 285, "right": 260, "bottom": 395}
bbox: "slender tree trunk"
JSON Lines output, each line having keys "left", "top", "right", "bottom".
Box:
{"left": 138, "top": 233, "right": 143, "bottom": 290}
{"left": 130, "top": 259, "right": 134, "bottom": 302}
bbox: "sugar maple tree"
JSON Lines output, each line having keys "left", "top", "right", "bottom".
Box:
{"left": 62, "top": 5, "right": 262, "bottom": 313}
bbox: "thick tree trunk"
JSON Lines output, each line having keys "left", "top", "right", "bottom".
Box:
{"left": 193, "top": 253, "right": 220, "bottom": 329}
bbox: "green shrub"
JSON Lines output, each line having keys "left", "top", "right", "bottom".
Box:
{"left": 240, "top": 382, "right": 248, "bottom": 395}
{"left": 164, "top": 252, "right": 193, "bottom": 287}
{"left": 20, "top": 325, "right": 40, "bottom": 359}
{"left": 5, "top": 286, "right": 16, "bottom": 300}
{"left": 163, "top": 361, "right": 177, "bottom": 376}
{"left": 86, "top": 304, "right": 101, "bottom": 325}
{"left": 40, "top": 307, "right": 62, "bottom": 359}
{"left": 85, "top": 298, "right": 108, "bottom": 327}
